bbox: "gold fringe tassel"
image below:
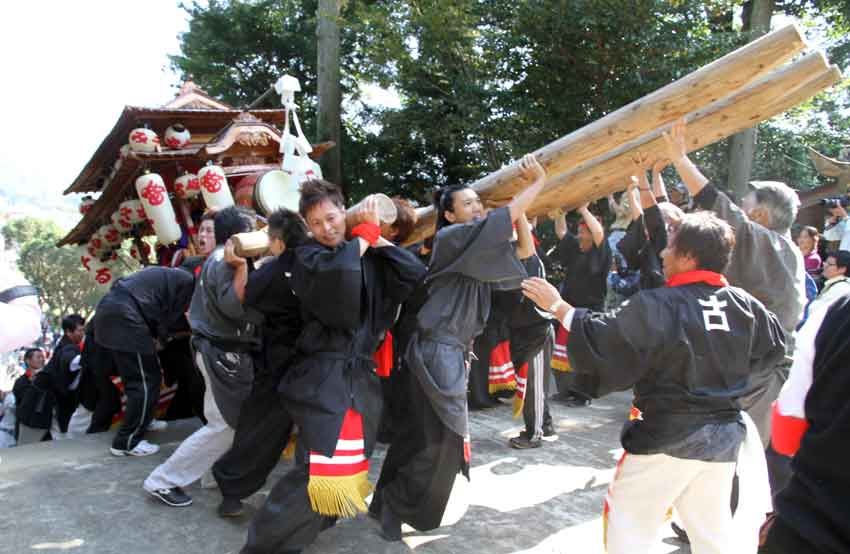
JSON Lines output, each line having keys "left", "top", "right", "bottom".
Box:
{"left": 307, "top": 473, "right": 373, "bottom": 518}
{"left": 488, "top": 381, "right": 517, "bottom": 395}
{"left": 551, "top": 358, "right": 573, "bottom": 372}
{"left": 512, "top": 394, "right": 524, "bottom": 419}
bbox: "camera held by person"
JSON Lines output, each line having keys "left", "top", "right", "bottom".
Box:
{"left": 819, "top": 195, "right": 850, "bottom": 210}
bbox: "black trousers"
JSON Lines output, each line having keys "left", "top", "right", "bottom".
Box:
{"left": 242, "top": 442, "right": 336, "bottom": 554}
{"left": 159, "top": 337, "right": 206, "bottom": 424}
{"left": 468, "top": 333, "right": 497, "bottom": 408}
{"left": 213, "top": 369, "right": 293, "bottom": 500}
{"left": 374, "top": 370, "right": 465, "bottom": 531}
{"left": 758, "top": 516, "right": 813, "bottom": 554}
{"left": 87, "top": 364, "right": 122, "bottom": 434}
{"left": 512, "top": 325, "right": 552, "bottom": 438}
{"left": 110, "top": 350, "right": 161, "bottom": 451}
{"left": 82, "top": 341, "right": 122, "bottom": 434}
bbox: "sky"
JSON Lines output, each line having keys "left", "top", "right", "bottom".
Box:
{"left": 0, "top": 1, "right": 190, "bottom": 207}
{"left": 0, "top": 1, "right": 400, "bottom": 224}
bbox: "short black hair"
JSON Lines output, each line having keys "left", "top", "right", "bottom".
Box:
{"left": 299, "top": 179, "right": 344, "bottom": 218}
{"left": 214, "top": 206, "right": 255, "bottom": 245}
{"left": 24, "top": 348, "right": 42, "bottom": 361}
{"left": 267, "top": 208, "right": 310, "bottom": 250}
{"left": 433, "top": 184, "right": 471, "bottom": 231}
{"left": 671, "top": 211, "right": 736, "bottom": 273}
{"left": 61, "top": 314, "right": 85, "bottom": 334}
{"left": 827, "top": 250, "right": 850, "bottom": 272}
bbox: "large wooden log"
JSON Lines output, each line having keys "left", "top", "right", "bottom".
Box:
{"left": 404, "top": 24, "right": 807, "bottom": 244}
{"left": 529, "top": 58, "right": 841, "bottom": 215}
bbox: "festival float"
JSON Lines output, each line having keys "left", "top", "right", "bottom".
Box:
{"left": 58, "top": 77, "right": 333, "bottom": 281}
{"left": 57, "top": 77, "right": 333, "bottom": 420}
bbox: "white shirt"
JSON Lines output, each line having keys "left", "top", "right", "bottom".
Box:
{"left": 823, "top": 218, "right": 850, "bottom": 251}
{"left": 807, "top": 275, "right": 850, "bottom": 320}
{"left": 0, "top": 267, "right": 41, "bottom": 353}
{"left": 777, "top": 301, "right": 830, "bottom": 418}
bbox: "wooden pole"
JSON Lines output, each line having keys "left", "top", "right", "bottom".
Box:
{"left": 529, "top": 63, "right": 842, "bottom": 216}
{"left": 404, "top": 23, "right": 808, "bottom": 244}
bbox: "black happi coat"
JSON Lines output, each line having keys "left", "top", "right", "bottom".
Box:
{"left": 406, "top": 207, "right": 527, "bottom": 439}
{"left": 244, "top": 250, "right": 302, "bottom": 380}
{"left": 95, "top": 267, "right": 195, "bottom": 354}
{"left": 617, "top": 204, "right": 667, "bottom": 290}
{"left": 556, "top": 232, "right": 611, "bottom": 310}
{"left": 568, "top": 281, "right": 786, "bottom": 459}
{"left": 280, "top": 238, "right": 426, "bottom": 458}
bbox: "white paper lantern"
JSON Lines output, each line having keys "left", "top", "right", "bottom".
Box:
{"left": 198, "top": 164, "right": 234, "bottom": 210}
{"left": 79, "top": 196, "right": 95, "bottom": 215}
{"left": 130, "top": 241, "right": 152, "bottom": 263}
{"left": 78, "top": 245, "right": 95, "bottom": 272}
{"left": 119, "top": 199, "right": 145, "bottom": 224}
{"left": 128, "top": 127, "right": 160, "bottom": 153}
{"left": 111, "top": 211, "right": 133, "bottom": 233}
{"left": 174, "top": 172, "right": 201, "bottom": 200}
{"left": 164, "top": 124, "right": 191, "bottom": 149}
{"left": 135, "top": 171, "right": 182, "bottom": 245}
{"left": 99, "top": 224, "right": 122, "bottom": 247}
{"left": 90, "top": 256, "right": 115, "bottom": 290}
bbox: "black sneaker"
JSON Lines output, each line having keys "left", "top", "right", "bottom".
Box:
{"left": 509, "top": 434, "right": 542, "bottom": 449}
{"left": 218, "top": 496, "right": 244, "bottom": 518}
{"left": 148, "top": 486, "right": 193, "bottom": 507}
{"left": 541, "top": 424, "right": 558, "bottom": 441}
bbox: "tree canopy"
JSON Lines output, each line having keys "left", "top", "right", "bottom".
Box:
{"left": 170, "top": 0, "right": 849, "bottom": 205}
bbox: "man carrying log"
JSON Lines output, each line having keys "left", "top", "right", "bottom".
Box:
{"left": 522, "top": 211, "right": 785, "bottom": 554}
{"left": 550, "top": 205, "right": 611, "bottom": 407}
{"left": 662, "top": 119, "right": 806, "bottom": 492}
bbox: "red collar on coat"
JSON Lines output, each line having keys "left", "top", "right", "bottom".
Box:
{"left": 666, "top": 270, "right": 729, "bottom": 288}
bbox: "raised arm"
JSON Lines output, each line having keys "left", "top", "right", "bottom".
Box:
{"left": 553, "top": 210, "right": 567, "bottom": 240}
{"left": 662, "top": 119, "right": 708, "bottom": 197}
{"left": 578, "top": 204, "right": 604, "bottom": 247}
{"left": 349, "top": 195, "right": 383, "bottom": 255}
{"left": 508, "top": 154, "right": 547, "bottom": 223}
{"left": 515, "top": 212, "right": 535, "bottom": 260}
{"left": 626, "top": 174, "right": 643, "bottom": 221}
{"left": 651, "top": 159, "right": 670, "bottom": 203}
{"left": 224, "top": 240, "right": 248, "bottom": 304}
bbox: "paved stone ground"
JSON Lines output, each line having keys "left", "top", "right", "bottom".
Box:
{"left": 0, "top": 391, "right": 690, "bottom": 554}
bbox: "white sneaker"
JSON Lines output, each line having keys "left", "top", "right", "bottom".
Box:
{"left": 110, "top": 440, "right": 160, "bottom": 457}
{"left": 146, "top": 420, "right": 168, "bottom": 432}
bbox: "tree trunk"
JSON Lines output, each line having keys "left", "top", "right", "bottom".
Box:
{"left": 316, "top": 0, "right": 343, "bottom": 192}
{"left": 726, "top": 0, "right": 775, "bottom": 200}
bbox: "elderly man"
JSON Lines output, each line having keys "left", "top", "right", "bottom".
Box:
{"left": 522, "top": 211, "right": 786, "bottom": 554}
{"left": 662, "top": 119, "right": 806, "bottom": 451}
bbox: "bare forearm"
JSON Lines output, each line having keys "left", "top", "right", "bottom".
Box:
{"left": 554, "top": 212, "right": 567, "bottom": 240}
{"left": 515, "top": 213, "right": 534, "bottom": 260}
{"left": 231, "top": 263, "right": 248, "bottom": 304}
{"left": 580, "top": 208, "right": 605, "bottom": 247}
{"left": 508, "top": 176, "right": 546, "bottom": 223}
{"left": 628, "top": 187, "right": 644, "bottom": 219}
{"left": 671, "top": 155, "right": 708, "bottom": 197}
{"left": 652, "top": 170, "right": 668, "bottom": 201}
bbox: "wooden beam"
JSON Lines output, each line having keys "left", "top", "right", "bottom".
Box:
{"left": 404, "top": 23, "right": 808, "bottom": 244}
{"left": 527, "top": 63, "right": 841, "bottom": 217}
